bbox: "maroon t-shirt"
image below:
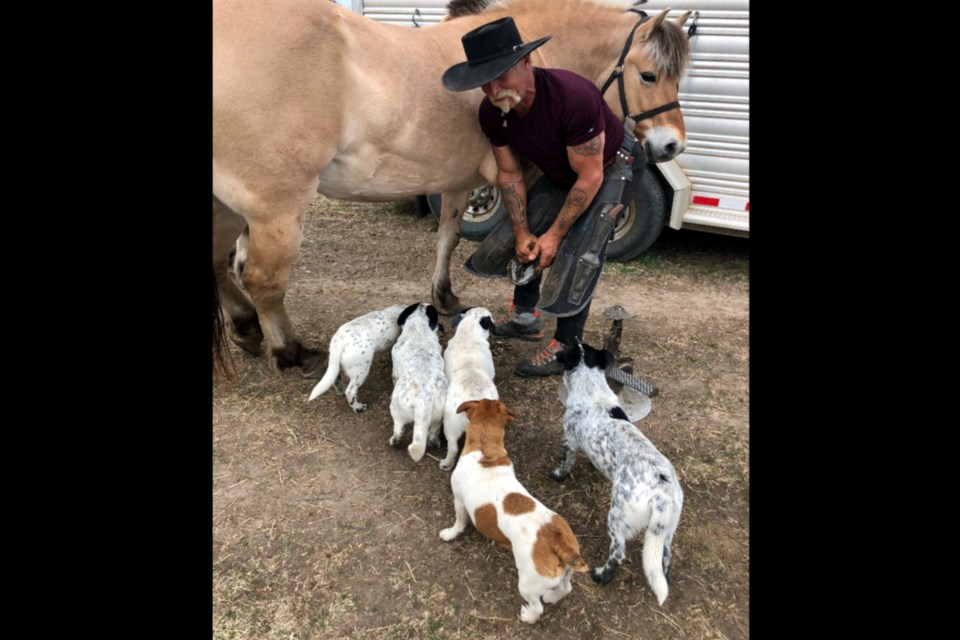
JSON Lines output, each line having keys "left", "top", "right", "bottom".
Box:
{"left": 479, "top": 67, "right": 624, "bottom": 189}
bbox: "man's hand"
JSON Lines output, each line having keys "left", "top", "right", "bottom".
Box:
{"left": 514, "top": 233, "right": 539, "bottom": 263}
{"left": 530, "top": 229, "right": 563, "bottom": 269}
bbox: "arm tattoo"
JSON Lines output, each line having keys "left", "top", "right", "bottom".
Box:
{"left": 500, "top": 183, "right": 527, "bottom": 227}
{"left": 553, "top": 187, "right": 589, "bottom": 235}
{"left": 572, "top": 137, "right": 603, "bottom": 156}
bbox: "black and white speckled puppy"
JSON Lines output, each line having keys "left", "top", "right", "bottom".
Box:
{"left": 307, "top": 304, "right": 407, "bottom": 412}
{"left": 389, "top": 303, "right": 448, "bottom": 462}
{"left": 551, "top": 342, "right": 683, "bottom": 606}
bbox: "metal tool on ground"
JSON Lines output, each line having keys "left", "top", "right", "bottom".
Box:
{"left": 601, "top": 304, "right": 659, "bottom": 398}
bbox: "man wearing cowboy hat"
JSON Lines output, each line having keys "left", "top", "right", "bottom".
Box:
{"left": 443, "top": 16, "right": 643, "bottom": 377}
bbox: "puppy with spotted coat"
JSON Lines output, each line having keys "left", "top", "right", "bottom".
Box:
{"left": 389, "top": 303, "right": 447, "bottom": 462}
{"left": 552, "top": 342, "right": 683, "bottom": 606}
{"left": 439, "top": 307, "right": 497, "bottom": 471}
{"left": 307, "top": 304, "right": 406, "bottom": 412}
{"left": 440, "top": 399, "right": 589, "bottom": 624}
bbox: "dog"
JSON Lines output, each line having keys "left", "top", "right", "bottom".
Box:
{"left": 307, "top": 304, "right": 407, "bottom": 412}
{"left": 440, "top": 399, "right": 589, "bottom": 624}
{"left": 388, "top": 303, "right": 447, "bottom": 462}
{"left": 552, "top": 341, "right": 683, "bottom": 606}
{"left": 439, "top": 307, "right": 498, "bottom": 471}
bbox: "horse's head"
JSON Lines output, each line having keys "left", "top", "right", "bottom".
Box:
{"left": 619, "top": 9, "right": 692, "bottom": 163}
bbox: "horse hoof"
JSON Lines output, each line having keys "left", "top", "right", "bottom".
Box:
{"left": 229, "top": 315, "right": 264, "bottom": 356}
{"left": 299, "top": 350, "right": 326, "bottom": 378}
{"left": 233, "top": 338, "right": 264, "bottom": 357}
{"left": 271, "top": 342, "right": 324, "bottom": 373}
{"left": 432, "top": 287, "right": 465, "bottom": 316}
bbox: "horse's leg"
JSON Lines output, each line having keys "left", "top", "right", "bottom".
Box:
{"left": 241, "top": 200, "right": 324, "bottom": 375}
{"left": 213, "top": 196, "right": 264, "bottom": 356}
{"left": 432, "top": 188, "right": 470, "bottom": 315}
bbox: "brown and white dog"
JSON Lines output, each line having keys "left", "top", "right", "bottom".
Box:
{"left": 439, "top": 399, "right": 589, "bottom": 624}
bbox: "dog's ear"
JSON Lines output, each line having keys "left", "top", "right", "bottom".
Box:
{"left": 425, "top": 304, "right": 440, "bottom": 331}
{"left": 450, "top": 312, "right": 464, "bottom": 331}
{"left": 599, "top": 348, "right": 615, "bottom": 370}
{"left": 583, "top": 342, "right": 615, "bottom": 371}
{"left": 501, "top": 403, "right": 518, "bottom": 423}
{"left": 397, "top": 303, "right": 420, "bottom": 326}
{"left": 555, "top": 341, "right": 581, "bottom": 370}
{"left": 480, "top": 315, "right": 495, "bottom": 332}
{"left": 456, "top": 400, "right": 477, "bottom": 415}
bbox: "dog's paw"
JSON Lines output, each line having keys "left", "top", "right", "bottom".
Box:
{"left": 350, "top": 403, "right": 368, "bottom": 413}
{"left": 520, "top": 604, "right": 542, "bottom": 624}
{"left": 388, "top": 435, "right": 402, "bottom": 447}
{"left": 427, "top": 436, "right": 442, "bottom": 449}
{"left": 439, "top": 459, "right": 455, "bottom": 471}
{"left": 549, "top": 468, "right": 570, "bottom": 482}
{"left": 591, "top": 566, "right": 615, "bottom": 584}
{"left": 439, "top": 527, "right": 460, "bottom": 541}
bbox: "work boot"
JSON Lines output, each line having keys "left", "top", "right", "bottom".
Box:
{"left": 515, "top": 339, "right": 565, "bottom": 377}
{"left": 493, "top": 301, "right": 544, "bottom": 342}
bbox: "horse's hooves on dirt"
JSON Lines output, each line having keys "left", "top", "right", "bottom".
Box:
{"left": 299, "top": 350, "right": 327, "bottom": 378}
{"left": 233, "top": 337, "right": 264, "bottom": 357}
{"left": 271, "top": 342, "right": 324, "bottom": 374}
{"left": 230, "top": 315, "right": 265, "bottom": 356}
{"left": 432, "top": 287, "right": 466, "bottom": 316}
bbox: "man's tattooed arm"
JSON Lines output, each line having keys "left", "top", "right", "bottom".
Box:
{"left": 572, "top": 137, "right": 604, "bottom": 157}
{"left": 492, "top": 144, "right": 537, "bottom": 260}
{"left": 499, "top": 180, "right": 527, "bottom": 228}
{"left": 550, "top": 133, "right": 607, "bottom": 237}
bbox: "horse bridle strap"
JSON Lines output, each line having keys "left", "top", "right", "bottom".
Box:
{"left": 599, "top": 14, "right": 681, "bottom": 123}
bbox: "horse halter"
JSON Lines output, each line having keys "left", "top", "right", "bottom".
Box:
{"left": 599, "top": 13, "right": 681, "bottom": 123}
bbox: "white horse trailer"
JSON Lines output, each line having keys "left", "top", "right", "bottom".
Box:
{"left": 350, "top": 0, "right": 750, "bottom": 260}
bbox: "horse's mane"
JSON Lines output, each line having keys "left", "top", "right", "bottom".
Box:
{"left": 446, "top": 0, "right": 636, "bottom": 19}
{"left": 445, "top": 0, "right": 689, "bottom": 78}
{"left": 644, "top": 17, "right": 691, "bottom": 79}
{"left": 445, "top": 0, "right": 492, "bottom": 17}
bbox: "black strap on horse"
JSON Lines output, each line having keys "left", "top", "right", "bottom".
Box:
{"left": 599, "top": 12, "right": 681, "bottom": 123}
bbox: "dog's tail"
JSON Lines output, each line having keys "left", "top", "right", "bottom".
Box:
{"left": 307, "top": 337, "right": 342, "bottom": 402}
{"left": 407, "top": 402, "right": 434, "bottom": 462}
{"left": 548, "top": 517, "right": 590, "bottom": 573}
{"left": 642, "top": 502, "right": 678, "bottom": 606}
{"left": 563, "top": 549, "right": 590, "bottom": 573}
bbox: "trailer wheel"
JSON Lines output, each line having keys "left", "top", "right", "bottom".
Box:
{"left": 427, "top": 186, "right": 505, "bottom": 241}
{"left": 606, "top": 168, "right": 669, "bottom": 262}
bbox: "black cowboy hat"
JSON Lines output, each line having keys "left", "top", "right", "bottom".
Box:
{"left": 442, "top": 17, "right": 552, "bottom": 92}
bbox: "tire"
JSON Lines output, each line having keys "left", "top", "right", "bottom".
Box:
{"left": 606, "top": 167, "right": 669, "bottom": 262}
{"left": 427, "top": 185, "right": 506, "bottom": 241}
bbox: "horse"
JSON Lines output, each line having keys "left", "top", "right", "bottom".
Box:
{"left": 213, "top": 0, "right": 691, "bottom": 373}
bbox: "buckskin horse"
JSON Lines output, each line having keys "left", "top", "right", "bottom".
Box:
{"left": 213, "top": 0, "right": 691, "bottom": 373}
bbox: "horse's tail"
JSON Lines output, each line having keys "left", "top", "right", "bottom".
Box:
{"left": 213, "top": 265, "right": 233, "bottom": 379}
{"left": 307, "top": 337, "right": 342, "bottom": 402}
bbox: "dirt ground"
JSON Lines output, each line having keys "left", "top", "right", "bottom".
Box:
{"left": 213, "top": 195, "right": 749, "bottom": 639}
